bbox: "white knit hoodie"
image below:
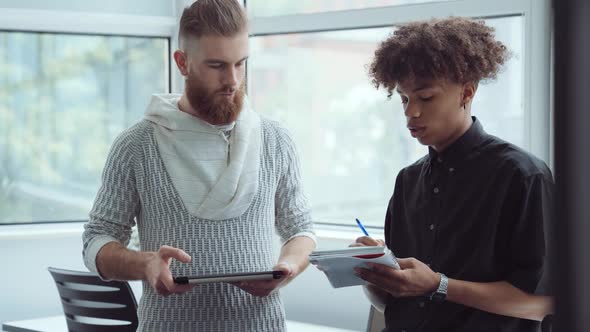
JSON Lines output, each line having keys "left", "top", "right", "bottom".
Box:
{"left": 144, "top": 94, "right": 261, "bottom": 220}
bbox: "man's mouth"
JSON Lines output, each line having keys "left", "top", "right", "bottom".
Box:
{"left": 408, "top": 125, "right": 426, "bottom": 137}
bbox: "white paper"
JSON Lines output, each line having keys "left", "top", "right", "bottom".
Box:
{"left": 310, "top": 247, "right": 400, "bottom": 288}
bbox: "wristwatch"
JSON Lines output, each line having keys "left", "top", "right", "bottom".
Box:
{"left": 429, "top": 273, "right": 448, "bottom": 302}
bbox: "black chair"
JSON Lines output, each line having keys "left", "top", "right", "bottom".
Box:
{"left": 48, "top": 267, "right": 138, "bottom": 332}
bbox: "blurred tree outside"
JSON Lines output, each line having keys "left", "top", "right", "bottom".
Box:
{"left": 0, "top": 32, "right": 168, "bottom": 223}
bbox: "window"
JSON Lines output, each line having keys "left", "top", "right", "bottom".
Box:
{"left": 0, "top": 32, "right": 169, "bottom": 224}
{"left": 247, "top": 0, "right": 455, "bottom": 17}
{"left": 248, "top": 0, "right": 549, "bottom": 227}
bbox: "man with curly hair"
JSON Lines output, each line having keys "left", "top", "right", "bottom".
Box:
{"left": 353, "top": 17, "right": 553, "bottom": 331}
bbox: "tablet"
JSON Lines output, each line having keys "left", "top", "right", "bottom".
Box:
{"left": 174, "top": 270, "right": 284, "bottom": 285}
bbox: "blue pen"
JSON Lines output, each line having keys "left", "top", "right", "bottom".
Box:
{"left": 355, "top": 218, "right": 370, "bottom": 236}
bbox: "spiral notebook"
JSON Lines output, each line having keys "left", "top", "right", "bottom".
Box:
{"left": 309, "top": 246, "right": 400, "bottom": 288}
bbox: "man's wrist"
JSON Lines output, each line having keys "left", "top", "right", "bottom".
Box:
{"left": 429, "top": 273, "right": 449, "bottom": 302}
{"left": 140, "top": 251, "right": 158, "bottom": 281}
{"left": 430, "top": 272, "right": 442, "bottom": 293}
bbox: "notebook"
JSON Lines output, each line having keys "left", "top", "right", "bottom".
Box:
{"left": 309, "top": 246, "right": 400, "bottom": 288}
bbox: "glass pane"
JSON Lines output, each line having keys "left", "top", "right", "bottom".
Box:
{"left": 249, "top": 16, "right": 524, "bottom": 227}
{"left": 248, "top": 0, "right": 454, "bottom": 17}
{"left": 0, "top": 32, "right": 169, "bottom": 224}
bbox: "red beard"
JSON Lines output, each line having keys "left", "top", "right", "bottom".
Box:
{"left": 185, "top": 74, "right": 245, "bottom": 125}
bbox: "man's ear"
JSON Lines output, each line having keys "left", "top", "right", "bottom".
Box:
{"left": 461, "top": 81, "right": 478, "bottom": 108}
{"left": 173, "top": 50, "right": 189, "bottom": 77}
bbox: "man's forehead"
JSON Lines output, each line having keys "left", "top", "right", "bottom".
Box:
{"left": 396, "top": 78, "right": 444, "bottom": 93}
{"left": 187, "top": 33, "right": 249, "bottom": 60}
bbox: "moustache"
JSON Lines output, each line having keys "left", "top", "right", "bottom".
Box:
{"left": 217, "top": 86, "right": 237, "bottom": 94}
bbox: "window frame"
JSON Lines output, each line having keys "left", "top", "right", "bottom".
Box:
{"left": 245, "top": 0, "right": 552, "bottom": 229}
{"left": 248, "top": 0, "right": 551, "bottom": 164}
{"left": 0, "top": 7, "right": 177, "bottom": 225}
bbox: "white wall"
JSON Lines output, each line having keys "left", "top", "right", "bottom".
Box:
{"left": 0, "top": 224, "right": 88, "bottom": 322}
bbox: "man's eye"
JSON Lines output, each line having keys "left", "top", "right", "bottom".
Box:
{"left": 420, "top": 96, "right": 433, "bottom": 101}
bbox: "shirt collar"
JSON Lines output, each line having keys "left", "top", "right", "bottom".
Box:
{"left": 428, "top": 116, "right": 488, "bottom": 164}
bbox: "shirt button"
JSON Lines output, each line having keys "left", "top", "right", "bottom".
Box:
{"left": 437, "top": 157, "right": 442, "bottom": 163}
{"left": 433, "top": 187, "right": 439, "bottom": 194}
{"left": 449, "top": 167, "right": 455, "bottom": 172}
{"left": 419, "top": 301, "right": 425, "bottom": 308}
{"left": 429, "top": 224, "right": 435, "bottom": 230}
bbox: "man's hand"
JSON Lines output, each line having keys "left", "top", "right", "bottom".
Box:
{"left": 233, "top": 262, "right": 297, "bottom": 297}
{"left": 145, "top": 245, "right": 194, "bottom": 296}
{"left": 351, "top": 236, "right": 385, "bottom": 247}
{"left": 355, "top": 257, "right": 440, "bottom": 297}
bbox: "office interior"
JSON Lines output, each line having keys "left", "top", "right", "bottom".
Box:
{"left": 0, "top": 0, "right": 588, "bottom": 331}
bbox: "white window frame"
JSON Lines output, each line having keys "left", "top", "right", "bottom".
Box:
{"left": 248, "top": 0, "right": 553, "bottom": 165}
{"left": 0, "top": 7, "right": 179, "bottom": 91}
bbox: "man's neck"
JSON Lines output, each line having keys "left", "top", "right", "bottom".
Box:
{"left": 432, "top": 114, "right": 473, "bottom": 153}
{"left": 178, "top": 94, "right": 200, "bottom": 118}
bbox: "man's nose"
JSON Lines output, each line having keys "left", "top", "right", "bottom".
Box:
{"left": 222, "top": 66, "right": 238, "bottom": 87}
{"left": 404, "top": 101, "right": 421, "bottom": 118}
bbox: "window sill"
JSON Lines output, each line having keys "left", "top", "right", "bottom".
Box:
{"left": 0, "top": 222, "right": 85, "bottom": 240}
{"left": 313, "top": 223, "right": 384, "bottom": 241}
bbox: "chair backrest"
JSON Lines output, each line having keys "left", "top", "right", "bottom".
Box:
{"left": 48, "top": 267, "right": 138, "bottom": 332}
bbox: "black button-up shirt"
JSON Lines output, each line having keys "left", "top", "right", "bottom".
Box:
{"left": 384, "top": 118, "right": 553, "bottom": 332}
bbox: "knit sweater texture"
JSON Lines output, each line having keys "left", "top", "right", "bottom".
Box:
{"left": 82, "top": 115, "right": 314, "bottom": 331}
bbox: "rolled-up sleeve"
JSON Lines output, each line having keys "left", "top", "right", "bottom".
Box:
{"left": 273, "top": 125, "right": 316, "bottom": 247}
{"left": 82, "top": 130, "right": 141, "bottom": 278}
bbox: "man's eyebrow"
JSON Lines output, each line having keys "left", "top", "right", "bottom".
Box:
{"left": 205, "top": 56, "right": 249, "bottom": 64}
{"left": 396, "top": 85, "right": 436, "bottom": 94}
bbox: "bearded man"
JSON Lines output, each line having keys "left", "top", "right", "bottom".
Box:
{"left": 81, "top": 1, "right": 316, "bottom": 331}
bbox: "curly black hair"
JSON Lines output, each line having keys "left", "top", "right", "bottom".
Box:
{"left": 369, "top": 17, "right": 510, "bottom": 97}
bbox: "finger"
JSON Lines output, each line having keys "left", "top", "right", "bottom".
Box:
{"left": 235, "top": 283, "right": 274, "bottom": 297}
{"left": 356, "top": 268, "right": 409, "bottom": 297}
{"left": 355, "top": 236, "right": 381, "bottom": 246}
{"left": 171, "top": 283, "right": 194, "bottom": 294}
{"left": 354, "top": 268, "right": 396, "bottom": 289}
{"left": 274, "top": 262, "right": 293, "bottom": 277}
{"left": 243, "top": 279, "right": 280, "bottom": 289}
{"left": 158, "top": 269, "right": 179, "bottom": 292}
{"left": 158, "top": 245, "right": 192, "bottom": 263}
{"left": 349, "top": 243, "right": 365, "bottom": 247}
{"left": 245, "top": 288, "right": 272, "bottom": 297}
{"left": 366, "top": 263, "right": 404, "bottom": 277}
{"left": 155, "top": 283, "right": 172, "bottom": 296}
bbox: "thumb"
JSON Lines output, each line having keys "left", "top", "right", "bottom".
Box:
{"left": 158, "top": 245, "right": 192, "bottom": 263}
{"left": 395, "top": 257, "right": 414, "bottom": 270}
{"left": 275, "top": 261, "right": 293, "bottom": 277}
{"left": 355, "top": 236, "right": 380, "bottom": 246}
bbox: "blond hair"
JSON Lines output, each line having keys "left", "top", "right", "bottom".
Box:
{"left": 179, "top": 0, "right": 248, "bottom": 48}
